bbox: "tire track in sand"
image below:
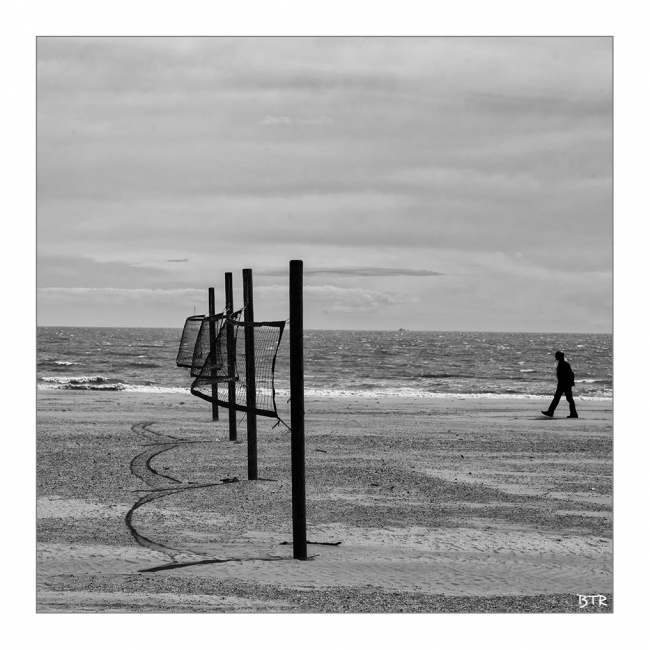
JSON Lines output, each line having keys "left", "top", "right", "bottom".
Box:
{"left": 126, "top": 421, "right": 296, "bottom": 572}
{"left": 130, "top": 444, "right": 183, "bottom": 488}
{"left": 127, "top": 421, "right": 212, "bottom": 565}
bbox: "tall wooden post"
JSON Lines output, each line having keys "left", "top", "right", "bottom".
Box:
{"left": 225, "top": 272, "right": 237, "bottom": 442}
{"left": 243, "top": 269, "right": 258, "bottom": 480}
{"left": 289, "top": 260, "right": 307, "bottom": 560}
{"left": 208, "top": 287, "right": 218, "bottom": 421}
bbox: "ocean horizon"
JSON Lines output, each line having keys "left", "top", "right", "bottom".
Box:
{"left": 37, "top": 326, "right": 612, "bottom": 401}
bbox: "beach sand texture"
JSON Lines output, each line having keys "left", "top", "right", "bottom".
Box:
{"left": 37, "top": 391, "right": 612, "bottom": 613}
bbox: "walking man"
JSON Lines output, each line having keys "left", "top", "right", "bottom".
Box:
{"left": 542, "top": 351, "right": 578, "bottom": 418}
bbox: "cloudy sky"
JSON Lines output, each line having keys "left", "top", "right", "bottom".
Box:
{"left": 37, "top": 36, "right": 612, "bottom": 332}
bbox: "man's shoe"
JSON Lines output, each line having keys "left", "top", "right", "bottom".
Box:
{"left": 541, "top": 411, "right": 553, "bottom": 417}
{"left": 567, "top": 414, "right": 579, "bottom": 418}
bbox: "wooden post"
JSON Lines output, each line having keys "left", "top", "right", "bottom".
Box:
{"left": 289, "top": 260, "right": 307, "bottom": 560}
{"left": 208, "top": 287, "right": 218, "bottom": 421}
{"left": 225, "top": 272, "right": 237, "bottom": 442}
{"left": 243, "top": 269, "right": 257, "bottom": 480}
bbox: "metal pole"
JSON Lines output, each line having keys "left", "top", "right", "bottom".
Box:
{"left": 243, "top": 269, "right": 257, "bottom": 480}
{"left": 289, "top": 260, "right": 307, "bottom": 560}
{"left": 225, "top": 272, "right": 237, "bottom": 442}
{"left": 208, "top": 287, "right": 218, "bottom": 421}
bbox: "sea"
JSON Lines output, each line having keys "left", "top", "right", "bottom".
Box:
{"left": 37, "top": 328, "right": 612, "bottom": 401}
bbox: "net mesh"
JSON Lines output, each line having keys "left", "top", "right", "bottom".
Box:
{"left": 189, "top": 313, "right": 229, "bottom": 378}
{"left": 175, "top": 315, "right": 205, "bottom": 368}
{"left": 190, "top": 319, "right": 286, "bottom": 419}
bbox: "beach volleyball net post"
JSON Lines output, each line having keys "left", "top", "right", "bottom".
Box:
{"left": 208, "top": 287, "right": 219, "bottom": 422}
{"left": 289, "top": 260, "right": 307, "bottom": 559}
{"left": 243, "top": 269, "right": 258, "bottom": 480}
{"left": 225, "top": 272, "right": 237, "bottom": 442}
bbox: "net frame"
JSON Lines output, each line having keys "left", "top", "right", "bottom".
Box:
{"left": 175, "top": 315, "right": 205, "bottom": 368}
{"left": 189, "top": 312, "right": 229, "bottom": 378}
{"left": 190, "top": 318, "right": 286, "bottom": 419}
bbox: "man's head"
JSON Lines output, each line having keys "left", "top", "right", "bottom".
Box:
{"left": 555, "top": 351, "right": 565, "bottom": 361}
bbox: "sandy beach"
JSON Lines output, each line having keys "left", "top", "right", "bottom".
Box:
{"left": 36, "top": 390, "right": 612, "bottom": 613}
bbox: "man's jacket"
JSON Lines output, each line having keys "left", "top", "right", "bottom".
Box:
{"left": 556, "top": 360, "right": 575, "bottom": 387}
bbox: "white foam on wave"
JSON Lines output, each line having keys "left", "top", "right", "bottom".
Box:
{"left": 302, "top": 388, "right": 611, "bottom": 401}
{"left": 40, "top": 375, "right": 109, "bottom": 384}
{"left": 37, "top": 383, "right": 611, "bottom": 401}
{"left": 37, "top": 382, "right": 190, "bottom": 394}
{"left": 121, "top": 385, "right": 191, "bottom": 394}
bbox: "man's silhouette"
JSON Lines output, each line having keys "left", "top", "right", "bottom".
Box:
{"left": 542, "top": 351, "right": 578, "bottom": 418}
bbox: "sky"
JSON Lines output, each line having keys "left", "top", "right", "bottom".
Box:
{"left": 36, "top": 36, "right": 612, "bottom": 332}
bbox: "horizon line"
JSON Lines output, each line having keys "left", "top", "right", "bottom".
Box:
{"left": 36, "top": 324, "right": 612, "bottom": 336}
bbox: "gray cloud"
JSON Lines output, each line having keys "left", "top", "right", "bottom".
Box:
{"left": 466, "top": 91, "right": 611, "bottom": 121}
{"left": 37, "top": 255, "right": 200, "bottom": 290}
{"left": 37, "top": 255, "right": 168, "bottom": 289}
{"left": 260, "top": 115, "right": 334, "bottom": 126}
{"left": 260, "top": 266, "right": 443, "bottom": 277}
{"left": 36, "top": 37, "right": 612, "bottom": 330}
{"left": 305, "top": 285, "right": 419, "bottom": 312}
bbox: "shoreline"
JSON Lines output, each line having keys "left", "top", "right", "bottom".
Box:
{"left": 36, "top": 385, "right": 613, "bottom": 401}
{"left": 37, "top": 389, "right": 613, "bottom": 612}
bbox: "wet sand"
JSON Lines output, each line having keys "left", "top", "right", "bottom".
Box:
{"left": 36, "top": 390, "right": 612, "bottom": 613}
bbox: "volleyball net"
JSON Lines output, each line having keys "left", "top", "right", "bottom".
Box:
{"left": 176, "top": 311, "right": 286, "bottom": 419}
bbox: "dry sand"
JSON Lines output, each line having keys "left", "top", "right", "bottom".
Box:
{"left": 36, "top": 390, "right": 612, "bottom": 613}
